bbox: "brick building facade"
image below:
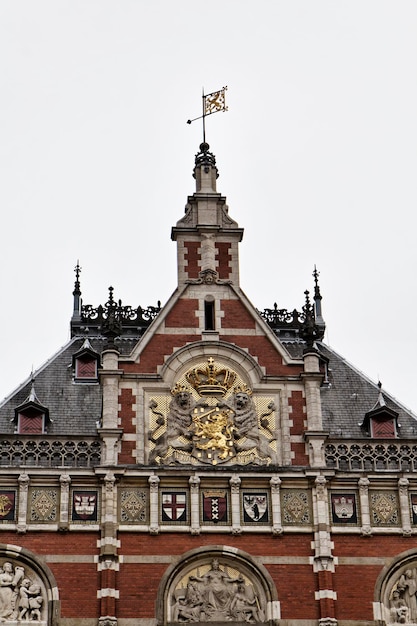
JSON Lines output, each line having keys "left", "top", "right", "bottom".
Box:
{"left": 0, "top": 143, "right": 416, "bottom": 626}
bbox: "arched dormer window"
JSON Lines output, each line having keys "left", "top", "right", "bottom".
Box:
{"left": 14, "top": 382, "right": 51, "bottom": 435}
{"left": 72, "top": 338, "right": 100, "bottom": 383}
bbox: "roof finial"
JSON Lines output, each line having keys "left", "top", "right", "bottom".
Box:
{"left": 312, "top": 265, "right": 325, "bottom": 338}
{"left": 72, "top": 261, "right": 82, "bottom": 321}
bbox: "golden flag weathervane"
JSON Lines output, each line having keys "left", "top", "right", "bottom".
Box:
{"left": 187, "top": 86, "right": 228, "bottom": 143}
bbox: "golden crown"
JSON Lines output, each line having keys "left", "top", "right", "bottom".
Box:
{"left": 186, "top": 357, "right": 237, "bottom": 397}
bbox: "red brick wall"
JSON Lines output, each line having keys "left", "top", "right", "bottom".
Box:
{"left": 119, "top": 388, "right": 136, "bottom": 434}
{"left": 122, "top": 334, "right": 198, "bottom": 373}
{"left": 165, "top": 299, "right": 199, "bottom": 328}
{"left": 220, "top": 300, "right": 256, "bottom": 329}
{"left": 184, "top": 242, "right": 200, "bottom": 278}
{"left": 215, "top": 242, "right": 232, "bottom": 279}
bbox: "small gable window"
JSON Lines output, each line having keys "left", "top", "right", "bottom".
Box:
{"left": 14, "top": 381, "right": 51, "bottom": 435}
{"left": 72, "top": 339, "right": 100, "bottom": 383}
{"left": 360, "top": 383, "right": 400, "bottom": 439}
{"left": 75, "top": 355, "right": 98, "bottom": 380}
{"left": 18, "top": 407, "right": 45, "bottom": 435}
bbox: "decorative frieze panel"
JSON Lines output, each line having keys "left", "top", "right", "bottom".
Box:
{"left": 281, "top": 489, "right": 312, "bottom": 525}
{"left": 119, "top": 488, "right": 148, "bottom": 524}
{"left": 29, "top": 488, "right": 58, "bottom": 523}
{"left": 370, "top": 491, "right": 400, "bottom": 526}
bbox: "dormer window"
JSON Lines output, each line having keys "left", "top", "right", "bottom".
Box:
{"left": 360, "top": 383, "right": 399, "bottom": 439}
{"left": 17, "top": 406, "right": 45, "bottom": 435}
{"left": 75, "top": 355, "right": 98, "bottom": 380}
{"left": 72, "top": 339, "right": 100, "bottom": 383}
{"left": 14, "top": 382, "right": 50, "bottom": 435}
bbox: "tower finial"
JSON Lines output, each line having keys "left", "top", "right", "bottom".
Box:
{"left": 72, "top": 260, "right": 82, "bottom": 321}
{"left": 312, "top": 265, "right": 325, "bottom": 338}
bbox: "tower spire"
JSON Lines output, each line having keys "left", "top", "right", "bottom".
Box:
{"left": 313, "top": 266, "right": 325, "bottom": 337}
{"left": 72, "top": 261, "right": 82, "bottom": 321}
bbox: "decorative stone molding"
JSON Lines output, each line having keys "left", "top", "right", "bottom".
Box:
{"left": 358, "top": 477, "right": 372, "bottom": 536}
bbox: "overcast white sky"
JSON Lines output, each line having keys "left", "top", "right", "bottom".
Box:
{"left": 1, "top": 1, "right": 416, "bottom": 413}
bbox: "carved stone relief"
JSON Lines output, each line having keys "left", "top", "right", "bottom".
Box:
{"left": 148, "top": 358, "right": 277, "bottom": 466}
{"left": 169, "top": 558, "right": 266, "bottom": 623}
{"left": 0, "top": 559, "right": 46, "bottom": 622}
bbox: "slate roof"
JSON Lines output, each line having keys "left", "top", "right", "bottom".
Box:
{"left": 0, "top": 336, "right": 137, "bottom": 436}
{"left": 318, "top": 342, "right": 417, "bottom": 439}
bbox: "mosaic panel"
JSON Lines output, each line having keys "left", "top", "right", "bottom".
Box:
{"left": 281, "top": 489, "right": 311, "bottom": 525}
{"left": 241, "top": 491, "right": 270, "bottom": 524}
{"left": 29, "top": 488, "right": 58, "bottom": 522}
{"left": 71, "top": 489, "right": 99, "bottom": 523}
{"left": 370, "top": 490, "right": 399, "bottom": 526}
{"left": 161, "top": 491, "right": 188, "bottom": 524}
{"left": 330, "top": 492, "right": 358, "bottom": 524}
{"left": 0, "top": 490, "right": 16, "bottom": 522}
{"left": 119, "top": 488, "right": 148, "bottom": 523}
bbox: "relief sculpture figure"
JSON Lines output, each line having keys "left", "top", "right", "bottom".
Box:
{"left": 397, "top": 569, "right": 417, "bottom": 622}
{"left": 0, "top": 561, "right": 43, "bottom": 622}
{"left": 221, "top": 392, "right": 272, "bottom": 461}
{"left": 149, "top": 389, "right": 197, "bottom": 462}
{"left": 173, "top": 559, "right": 263, "bottom": 622}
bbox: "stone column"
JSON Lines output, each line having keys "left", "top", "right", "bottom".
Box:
{"left": 149, "top": 475, "right": 160, "bottom": 535}
{"left": 98, "top": 472, "right": 119, "bottom": 626}
{"left": 270, "top": 475, "right": 283, "bottom": 536}
{"left": 358, "top": 477, "right": 372, "bottom": 536}
{"left": 398, "top": 477, "right": 412, "bottom": 537}
{"left": 312, "top": 476, "right": 337, "bottom": 626}
{"left": 230, "top": 475, "right": 241, "bottom": 535}
{"left": 17, "top": 472, "right": 29, "bottom": 533}
{"left": 302, "top": 352, "right": 327, "bottom": 468}
{"left": 99, "top": 349, "right": 123, "bottom": 466}
{"left": 189, "top": 475, "right": 200, "bottom": 535}
{"left": 59, "top": 473, "right": 71, "bottom": 531}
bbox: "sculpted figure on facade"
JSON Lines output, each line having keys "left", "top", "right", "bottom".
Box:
{"left": 149, "top": 386, "right": 198, "bottom": 462}
{"left": 397, "top": 570, "right": 417, "bottom": 622}
{"left": 0, "top": 561, "right": 44, "bottom": 622}
{"left": 171, "top": 559, "right": 264, "bottom": 623}
{"left": 149, "top": 358, "right": 276, "bottom": 466}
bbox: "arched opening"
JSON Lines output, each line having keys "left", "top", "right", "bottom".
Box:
{"left": 0, "top": 543, "right": 60, "bottom": 626}
{"left": 156, "top": 545, "right": 279, "bottom": 626}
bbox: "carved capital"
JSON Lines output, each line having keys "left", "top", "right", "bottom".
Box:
{"left": 399, "top": 477, "right": 410, "bottom": 496}
{"left": 104, "top": 471, "right": 116, "bottom": 493}
{"left": 149, "top": 525, "right": 159, "bottom": 536}
{"left": 319, "top": 618, "right": 338, "bottom": 626}
{"left": 189, "top": 475, "right": 200, "bottom": 492}
{"left": 148, "top": 475, "right": 160, "bottom": 492}
{"left": 98, "top": 617, "right": 117, "bottom": 626}
{"left": 60, "top": 473, "right": 71, "bottom": 488}
{"left": 18, "top": 472, "right": 30, "bottom": 490}
{"left": 361, "top": 525, "right": 372, "bottom": 537}
{"left": 272, "top": 525, "right": 283, "bottom": 537}
{"left": 358, "top": 477, "right": 370, "bottom": 493}
{"left": 231, "top": 526, "right": 242, "bottom": 535}
{"left": 229, "top": 475, "right": 241, "bottom": 493}
{"left": 270, "top": 475, "right": 281, "bottom": 493}
{"left": 315, "top": 475, "right": 327, "bottom": 497}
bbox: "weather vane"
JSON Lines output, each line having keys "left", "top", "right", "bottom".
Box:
{"left": 187, "top": 87, "right": 228, "bottom": 143}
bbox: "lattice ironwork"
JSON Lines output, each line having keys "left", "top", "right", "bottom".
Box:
{"left": 258, "top": 303, "right": 305, "bottom": 330}
{"left": 0, "top": 437, "right": 101, "bottom": 468}
{"left": 325, "top": 441, "right": 417, "bottom": 472}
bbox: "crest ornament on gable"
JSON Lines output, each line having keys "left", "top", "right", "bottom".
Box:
{"left": 148, "top": 358, "right": 277, "bottom": 466}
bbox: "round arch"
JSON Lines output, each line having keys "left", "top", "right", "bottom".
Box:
{"left": 0, "top": 543, "right": 60, "bottom": 626}
{"left": 155, "top": 544, "right": 279, "bottom": 626}
{"left": 374, "top": 548, "right": 417, "bottom": 625}
{"left": 159, "top": 340, "right": 265, "bottom": 389}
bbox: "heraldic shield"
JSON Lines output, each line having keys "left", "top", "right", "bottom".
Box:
{"left": 148, "top": 357, "right": 277, "bottom": 467}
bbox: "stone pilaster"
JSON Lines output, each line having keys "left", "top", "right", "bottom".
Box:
{"left": 17, "top": 472, "right": 29, "bottom": 533}
{"left": 398, "top": 477, "right": 412, "bottom": 536}
{"left": 270, "top": 475, "right": 283, "bottom": 536}
{"left": 230, "top": 475, "right": 241, "bottom": 535}
{"left": 302, "top": 351, "right": 326, "bottom": 468}
{"left": 59, "top": 473, "right": 71, "bottom": 531}
{"left": 358, "top": 477, "right": 372, "bottom": 536}
{"left": 99, "top": 349, "right": 123, "bottom": 466}
{"left": 189, "top": 475, "right": 201, "bottom": 535}
{"left": 149, "top": 474, "right": 160, "bottom": 535}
